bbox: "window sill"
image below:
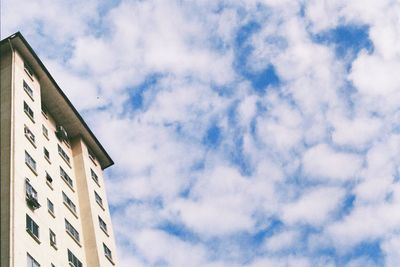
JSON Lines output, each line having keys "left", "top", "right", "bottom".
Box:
{"left": 63, "top": 202, "right": 78, "bottom": 219}
{"left": 89, "top": 155, "right": 98, "bottom": 166}
{"left": 24, "top": 68, "right": 34, "bottom": 81}
{"left": 59, "top": 153, "right": 72, "bottom": 168}
{"left": 105, "top": 255, "right": 115, "bottom": 265}
{"left": 25, "top": 134, "right": 36, "bottom": 148}
{"left": 64, "top": 140, "right": 71, "bottom": 148}
{"left": 101, "top": 227, "right": 109, "bottom": 237}
{"left": 66, "top": 231, "right": 81, "bottom": 247}
{"left": 62, "top": 177, "right": 75, "bottom": 192}
{"left": 26, "top": 162, "right": 38, "bottom": 176}
{"left": 45, "top": 156, "right": 51, "bottom": 164}
{"left": 92, "top": 177, "right": 101, "bottom": 187}
{"left": 42, "top": 110, "right": 48, "bottom": 119}
{"left": 96, "top": 201, "right": 105, "bottom": 211}
{"left": 26, "top": 229, "right": 41, "bottom": 244}
{"left": 24, "top": 111, "right": 35, "bottom": 124}
{"left": 51, "top": 243, "right": 58, "bottom": 250}
{"left": 46, "top": 181, "right": 54, "bottom": 190}
{"left": 48, "top": 209, "right": 56, "bottom": 218}
{"left": 24, "top": 89, "right": 34, "bottom": 101}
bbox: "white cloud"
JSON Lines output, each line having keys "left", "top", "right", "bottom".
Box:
{"left": 382, "top": 235, "right": 400, "bottom": 267}
{"left": 256, "top": 96, "right": 304, "bottom": 155}
{"left": 134, "top": 229, "right": 208, "bottom": 267}
{"left": 355, "top": 135, "right": 400, "bottom": 202}
{"left": 237, "top": 95, "right": 258, "bottom": 127}
{"left": 248, "top": 256, "right": 311, "bottom": 267}
{"left": 281, "top": 186, "right": 345, "bottom": 226}
{"left": 350, "top": 53, "right": 400, "bottom": 97}
{"left": 169, "top": 166, "right": 255, "bottom": 236}
{"left": 344, "top": 257, "right": 378, "bottom": 267}
{"left": 302, "top": 144, "right": 363, "bottom": 181}
{"left": 327, "top": 203, "right": 400, "bottom": 250}
{"left": 263, "top": 229, "right": 300, "bottom": 252}
{"left": 331, "top": 113, "right": 382, "bottom": 149}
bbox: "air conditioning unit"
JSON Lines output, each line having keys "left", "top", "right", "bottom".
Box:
{"left": 26, "top": 194, "right": 41, "bottom": 210}
{"left": 56, "top": 125, "right": 68, "bottom": 140}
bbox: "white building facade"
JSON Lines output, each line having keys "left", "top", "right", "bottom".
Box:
{"left": 1, "top": 32, "right": 118, "bottom": 267}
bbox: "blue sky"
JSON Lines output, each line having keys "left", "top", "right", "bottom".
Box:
{"left": 3, "top": 0, "right": 400, "bottom": 266}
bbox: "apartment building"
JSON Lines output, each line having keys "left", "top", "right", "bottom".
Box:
{"left": 1, "top": 32, "right": 118, "bottom": 267}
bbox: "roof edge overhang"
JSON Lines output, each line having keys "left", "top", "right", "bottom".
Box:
{"left": 0, "top": 32, "right": 114, "bottom": 170}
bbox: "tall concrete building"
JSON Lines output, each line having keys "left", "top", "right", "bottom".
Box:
{"left": 1, "top": 32, "right": 118, "bottom": 267}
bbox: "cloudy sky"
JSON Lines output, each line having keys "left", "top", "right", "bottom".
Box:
{"left": 3, "top": 0, "right": 400, "bottom": 266}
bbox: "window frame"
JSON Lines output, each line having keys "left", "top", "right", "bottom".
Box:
{"left": 88, "top": 148, "right": 97, "bottom": 165}
{"left": 103, "top": 243, "right": 114, "bottom": 263}
{"left": 26, "top": 214, "right": 40, "bottom": 241}
{"left": 24, "top": 101, "right": 35, "bottom": 122}
{"left": 47, "top": 198, "right": 55, "bottom": 216}
{"left": 65, "top": 219, "right": 80, "bottom": 244}
{"left": 41, "top": 104, "right": 48, "bottom": 119}
{"left": 25, "top": 151, "right": 37, "bottom": 175}
{"left": 27, "top": 253, "right": 40, "bottom": 267}
{"left": 49, "top": 229, "right": 57, "bottom": 248}
{"left": 62, "top": 191, "right": 77, "bottom": 216}
{"left": 23, "top": 80, "right": 34, "bottom": 99}
{"left": 25, "top": 180, "right": 40, "bottom": 209}
{"left": 94, "top": 191, "right": 104, "bottom": 209}
{"left": 24, "top": 125, "right": 36, "bottom": 146}
{"left": 98, "top": 216, "right": 108, "bottom": 235}
{"left": 46, "top": 172, "right": 53, "bottom": 189}
{"left": 91, "top": 168, "right": 99, "bottom": 185}
{"left": 58, "top": 144, "right": 71, "bottom": 166}
{"left": 67, "top": 249, "right": 82, "bottom": 267}
{"left": 44, "top": 147, "right": 50, "bottom": 162}
{"left": 60, "top": 167, "right": 73, "bottom": 189}
{"left": 24, "top": 61, "right": 35, "bottom": 78}
{"left": 42, "top": 124, "right": 49, "bottom": 139}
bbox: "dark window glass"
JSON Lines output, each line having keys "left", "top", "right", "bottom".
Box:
{"left": 26, "top": 214, "right": 39, "bottom": 239}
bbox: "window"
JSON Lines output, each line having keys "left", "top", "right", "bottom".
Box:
{"left": 98, "top": 216, "right": 108, "bottom": 234}
{"left": 44, "top": 147, "right": 50, "bottom": 161}
{"left": 27, "top": 253, "right": 40, "bottom": 267}
{"left": 58, "top": 144, "right": 70, "bottom": 165}
{"left": 24, "top": 101, "right": 34, "bottom": 121}
{"left": 24, "top": 61, "right": 34, "bottom": 77}
{"left": 25, "top": 151, "right": 37, "bottom": 173}
{"left": 65, "top": 219, "right": 80, "bottom": 243}
{"left": 26, "top": 180, "right": 40, "bottom": 209}
{"left": 56, "top": 125, "right": 68, "bottom": 141}
{"left": 88, "top": 148, "right": 97, "bottom": 164}
{"left": 62, "top": 192, "right": 76, "bottom": 214}
{"left": 94, "top": 191, "right": 103, "bottom": 207}
{"left": 67, "top": 250, "right": 82, "bottom": 267}
{"left": 49, "top": 229, "right": 56, "bottom": 247}
{"left": 42, "top": 125, "right": 48, "bottom": 139}
{"left": 103, "top": 243, "right": 113, "bottom": 262}
{"left": 47, "top": 199, "right": 54, "bottom": 215}
{"left": 26, "top": 214, "right": 39, "bottom": 240}
{"left": 60, "top": 167, "right": 73, "bottom": 188}
{"left": 24, "top": 125, "right": 35, "bottom": 144}
{"left": 46, "top": 172, "right": 53, "bottom": 185}
{"left": 23, "top": 80, "right": 33, "bottom": 98}
{"left": 41, "top": 104, "right": 48, "bottom": 119}
{"left": 91, "top": 169, "right": 99, "bottom": 184}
